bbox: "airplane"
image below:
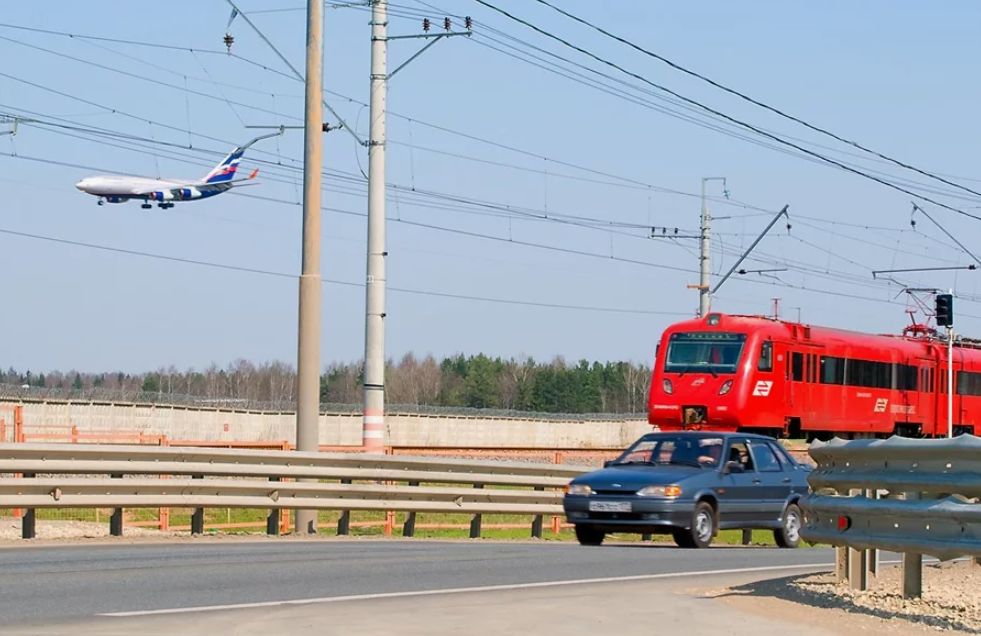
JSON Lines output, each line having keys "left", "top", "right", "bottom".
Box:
{"left": 74, "top": 129, "right": 283, "bottom": 209}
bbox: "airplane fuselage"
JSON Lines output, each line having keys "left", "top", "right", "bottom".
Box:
{"left": 75, "top": 176, "right": 226, "bottom": 204}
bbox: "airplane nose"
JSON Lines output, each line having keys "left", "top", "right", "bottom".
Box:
{"left": 75, "top": 180, "right": 87, "bottom": 190}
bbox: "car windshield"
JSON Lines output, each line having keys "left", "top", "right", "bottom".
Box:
{"left": 611, "top": 435, "right": 725, "bottom": 468}
{"left": 663, "top": 332, "right": 746, "bottom": 375}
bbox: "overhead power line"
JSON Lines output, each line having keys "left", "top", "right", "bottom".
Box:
{"left": 531, "top": 0, "right": 981, "bottom": 203}
{"left": 471, "top": 0, "right": 981, "bottom": 223}
{"left": 0, "top": 226, "right": 685, "bottom": 317}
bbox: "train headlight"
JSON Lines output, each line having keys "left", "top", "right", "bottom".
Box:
{"left": 719, "top": 380, "right": 733, "bottom": 395}
{"left": 662, "top": 379, "right": 673, "bottom": 394}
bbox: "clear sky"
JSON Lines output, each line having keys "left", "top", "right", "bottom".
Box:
{"left": 2, "top": 1, "right": 980, "bottom": 374}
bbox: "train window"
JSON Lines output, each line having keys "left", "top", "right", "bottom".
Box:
{"left": 957, "top": 371, "right": 981, "bottom": 397}
{"left": 791, "top": 352, "right": 804, "bottom": 381}
{"left": 820, "top": 356, "right": 845, "bottom": 385}
{"left": 895, "top": 364, "right": 918, "bottom": 392}
{"left": 758, "top": 341, "right": 773, "bottom": 372}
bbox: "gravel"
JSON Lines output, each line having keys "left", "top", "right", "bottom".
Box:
{"left": 0, "top": 517, "right": 181, "bottom": 541}
{"left": 742, "top": 560, "right": 981, "bottom": 634}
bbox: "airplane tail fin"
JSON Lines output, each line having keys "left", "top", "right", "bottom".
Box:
{"left": 202, "top": 146, "right": 246, "bottom": 184}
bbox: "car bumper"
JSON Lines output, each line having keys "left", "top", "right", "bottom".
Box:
{"left": 562, "top": 495, "right": 695, "bottom": 532}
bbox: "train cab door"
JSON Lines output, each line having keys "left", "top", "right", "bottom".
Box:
{"left": 916, "top": 359, "right": 935, "bottom": 435}
{"left": 794, "top": 347, "right": 819, "bottom": 428}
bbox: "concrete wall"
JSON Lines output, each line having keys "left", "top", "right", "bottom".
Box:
{"left": 3, "top": 401, "right": 651, "bottom": 449}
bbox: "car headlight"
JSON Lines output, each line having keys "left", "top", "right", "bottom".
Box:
{"left": 662, "top": 379, "right": 673, "bottom": 394}
{"left": 565, "top": 484, "right": 592, "bottom": 495}
{"left": 719, "top": 379, "right": 733, "bottom": 395}
{"left": 636, "top": 485, "right": 682, "bottom": 498}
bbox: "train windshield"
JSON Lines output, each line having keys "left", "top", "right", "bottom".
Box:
{"left": 663, "top": 332, "right": 746, "bottom": 374}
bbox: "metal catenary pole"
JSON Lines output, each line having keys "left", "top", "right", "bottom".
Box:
{"left": 295, "top": 0, "right": 324, "bottom": 533}
{"left": 363, "top": 0, "right": 388, "bottom": 451}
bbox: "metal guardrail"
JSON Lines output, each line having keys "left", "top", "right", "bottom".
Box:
{"left": 800, "top": 434, "right": 981, "bottom": 598}
{"left": 0, "top": 443, "right": 588, "bottom": 540}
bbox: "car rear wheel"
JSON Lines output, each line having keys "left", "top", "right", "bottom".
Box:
{"left": 774, "top": 503, "right": 802, "bottom": 548}
{"left": 575, "top": 524, "right": 605, "bottom": 546}
{"left": 674, "top": 501, "right": 714, "bottom": 549}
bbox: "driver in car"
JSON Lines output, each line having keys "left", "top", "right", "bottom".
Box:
{"left": 697, "top": 439, "right": 723, "bottom": 466}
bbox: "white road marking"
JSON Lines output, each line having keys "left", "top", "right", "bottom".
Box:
{"left": 100, "top": 561, "right": 834, "bottom": 617}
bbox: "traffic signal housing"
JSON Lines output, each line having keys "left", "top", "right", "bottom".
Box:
{"left": 936, "top": 293, "right": 953, "bottom": 327}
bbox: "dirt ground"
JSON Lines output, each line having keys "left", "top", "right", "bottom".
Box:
{"left": 691, "top": 560, "right": 981, "bottom": 635}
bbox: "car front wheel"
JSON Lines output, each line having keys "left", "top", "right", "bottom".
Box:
{"left": 575, "top": 524, "right": 605, "bottom": 546}
{"left": 675, "top": 501, "right": 714, "bottom": 549}
{"left": 774, "top": 503, "right": 802, "bottom": 548}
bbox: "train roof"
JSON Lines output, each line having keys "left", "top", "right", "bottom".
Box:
{"left": 662, "top": 312, "right": 981, "bottom": 357}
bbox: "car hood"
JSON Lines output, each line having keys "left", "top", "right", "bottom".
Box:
{"left": 571, "top": 465, "right": 703, "bottom": 492}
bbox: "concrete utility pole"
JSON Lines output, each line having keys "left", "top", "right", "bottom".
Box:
{"left": 294, "top": 0, "right": 324, "bottom": 533}
{"left": 698, "top": 177, "right": 726, "bottom": 317}
{"left": 362, "top": 0, "right": 388, "bottom": 451}
{"left": 360, "top": 6, "right": 470, "bottom": 451}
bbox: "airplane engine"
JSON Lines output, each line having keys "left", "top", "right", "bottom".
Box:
{"left": 179, "top": 187, "right": 202, "bottom": 199}
{"left": 149, "top": 191, "right": 174, "bottom": 201}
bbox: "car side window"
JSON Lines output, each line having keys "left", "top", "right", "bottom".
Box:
{"left": 726, "top": 441, "right": 755, "bottom": 472}
{"left": 768, "top": 442, "right": 796, "bottom": 470}
{"left": 750, "top": 442, "right": 782, "bottom": 473}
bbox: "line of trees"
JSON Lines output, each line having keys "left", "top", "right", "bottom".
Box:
{"left": 0, "top": 353, "right": 652, "bottom": 414}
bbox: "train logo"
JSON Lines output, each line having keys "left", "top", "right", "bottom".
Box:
{"left": 752, "top": 380, "right": 773, "bottom": 397}
{"left": 874, "top": 398, "right": 889, "bottom": 413}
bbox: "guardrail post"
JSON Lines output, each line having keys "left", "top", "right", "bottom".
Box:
{"left": 847, "top": 490, "right": 867, "bottom": 591}
{"left": 403, "top": 481, "right": 419, "bottom": 538}
{"left": 866, "top": 489, "right": 878, "bottom": 578}
{"left": 902, "top": 491, "right": 922, "bottom": 599}
{"left": 835, "top": 546, "right": 848, "bottom": 584}
{"left": 642, "top": 533, "right": 653, "bottom": 542}
{"left": 337, "top": 479, "right": 351, "bottom": 536}
{"left": 741, "top": 529, "right": 753, "bottom": 545}
{"left": 469, "top": 484, "right": 483, "bottom": 539}
{"left": 21, "top": 472, "right": 35, "bottom": 539}
{"left": 531, "top": 485, "right": 544, "bottom": 539}
{"left": 267, "top": 477, "right": 281, "bottom": 536}
{"left": 110, "top": 473, "right": 123, "bottom": 537}
{"left": 190, "top": 475, "right": 204, "bottom": 535}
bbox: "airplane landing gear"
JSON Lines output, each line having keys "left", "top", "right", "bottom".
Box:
{"left": 97, "top": 199, "right": 105, "bottom": 206}
{"left": 141, "top": 203, "right": 152, "bottom": 210}
{"left": 156, "top": 202, "right": 174, "bottom": 209}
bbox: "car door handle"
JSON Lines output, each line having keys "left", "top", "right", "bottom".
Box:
{"left": 752, "top": 478, "right": 761, "bottom": 484}
{"left": 782, "top": 478, "right": 792, "bottom": 483}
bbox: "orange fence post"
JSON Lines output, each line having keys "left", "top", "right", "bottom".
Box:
{"left": 14, "top": 406, "right": 23, "bottom": 443}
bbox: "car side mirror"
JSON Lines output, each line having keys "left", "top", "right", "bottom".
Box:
{"left": 603, "top": 460, "right": 614, "bottom": 468}
{"left": 723, "top": 461, "right": 744, "bottom": 474}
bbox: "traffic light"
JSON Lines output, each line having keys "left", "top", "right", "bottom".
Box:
{"left": 936, "top": 293, "right": 954, "bottom": 327}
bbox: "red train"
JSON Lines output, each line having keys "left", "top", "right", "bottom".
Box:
{"left": 647, "top": 311, "right": 981, "bottom": 440}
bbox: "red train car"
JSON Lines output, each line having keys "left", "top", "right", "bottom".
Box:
{"left": 648, "top": 311, "right": 981, "bottom": 440}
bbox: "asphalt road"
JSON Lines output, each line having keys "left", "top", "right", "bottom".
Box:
{"left": 0, "top": 538, "right": 841, "bottom": 625}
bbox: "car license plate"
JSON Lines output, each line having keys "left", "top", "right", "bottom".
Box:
{"left": 588, "top": 501, "right": 632, "bottom": 513}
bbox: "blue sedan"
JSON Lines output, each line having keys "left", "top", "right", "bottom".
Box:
{"left": 563, "top": 431, "right": 811, "bottom": 548}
